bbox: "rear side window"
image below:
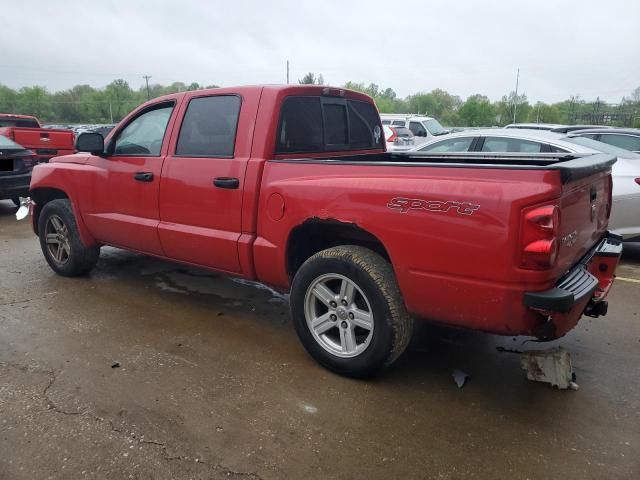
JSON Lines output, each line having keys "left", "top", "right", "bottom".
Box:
{"left": 0, "top": 118, "right": 39, "bottom": 128}
{"left": 420, "top": 137, "right": 473, "bottom": 152}
{"left": 276, "top": 96, "right": 383, "bottom": 153}
{"left": 176, "top": 95, "right": 241, "bottom": 157}
{"left": 393, "top": 127, "right": 414, "bottom": 137}
{"left": 481, "top": 137, "right": 545, "bottom": 153}
{"left": 392, "top": 120, "right": 405, "bottom": 126}
{"left": 598, "top": 134, "right": 640, "bottom": 152}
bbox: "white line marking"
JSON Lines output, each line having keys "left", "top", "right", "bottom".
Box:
{"left": 617, "top": 276, "right": 640, "bottom": 284}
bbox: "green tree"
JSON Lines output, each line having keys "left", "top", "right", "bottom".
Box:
{"left": 17, "top": 86, "right": 52, "bottom": 120}
{"left": 458, "top": 94, "right": 495, "bottom": 127}
{"left": 298, "top": 72, "right": 325, "bottom": 85}
{"left": 496, "top": 91, "right": 531, "bottom": 125}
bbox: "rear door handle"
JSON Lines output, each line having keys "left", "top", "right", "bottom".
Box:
{"left": 213, "top": 177, "right": 239, "bottom": 189}
{"left": 134, "top": 172, "right": 154, "bottom": 182}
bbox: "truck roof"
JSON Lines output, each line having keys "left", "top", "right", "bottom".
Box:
{"left": 0, "top": 113, "right": 39, "bottom": 121}
{"left": 146, "top": 84, "right": 376, "bottom": 107}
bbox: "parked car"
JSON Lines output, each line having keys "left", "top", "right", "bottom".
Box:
{"left": 412, "top": 129, "right": 640, "bottom": 240}
{"left": 383, "top": 125, "right": 414, "bottom": 151}
{"left": 550, "top": 125, "right": 612, "bottom": 134}
{"left": 569, "top": 128, "right": 640, "bottom": 154}
{"left": 504, "top": 122, "right": 564, "bottom": 131}
{"left": 0, "top": 114, "right": 75, "bottom": 163}
{"left": 0, "top": 135, "right": 38, "bottom": 205}
{"left": 28, "top": 85, "right": 621, "bottom": 377}
{"left": 380, "top": 114, "right": 449, "bottom": 147}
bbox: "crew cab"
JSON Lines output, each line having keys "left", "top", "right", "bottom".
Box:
{"left": 28, "top": 85, "right": 622, "bottom": 377}
{"left": 0, "top": 114, "right": 75, "bottom": 162}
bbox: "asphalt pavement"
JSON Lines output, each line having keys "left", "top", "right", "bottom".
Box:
{"left": 1, "top": 199, "right": 638, "bottom": 479}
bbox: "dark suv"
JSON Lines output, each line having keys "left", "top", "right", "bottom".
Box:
{"left": 0, "top": 135, "right": 38, "bottom": 206}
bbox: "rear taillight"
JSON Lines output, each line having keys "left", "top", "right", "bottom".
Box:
{"left": 520, "top": 204, "right": 560, "bottom": 270}
{"left": 635, "top": 178, "right": 640, "bottom": 186}
{"left": 386, "top": 127, "right": 397, "bottom": 143}
{"left": 7, "top": 131, "right": 15, "bottom": 141}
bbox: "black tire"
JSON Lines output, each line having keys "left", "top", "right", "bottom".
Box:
{"left": 38, "top": 199, "right": 100, "bottom": 276}
{"left": 11, "top": 197, "right": 21, "bottom": 207}
{"left": 290, "top": 245, "right": 413, "bottom": 378}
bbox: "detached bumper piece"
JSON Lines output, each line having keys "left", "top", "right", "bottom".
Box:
{"left": 524, "top": 232, "right": 623, "bottom": 315}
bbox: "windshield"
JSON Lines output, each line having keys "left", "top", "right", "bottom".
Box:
{"left": 0, "top": 135, "right": 22, "bottom": 149}
{"left": 564, "top": 136, "right": 640, "bottom": 159}
{"left": 423, "top": 118, "right": 447, "bottom": 136}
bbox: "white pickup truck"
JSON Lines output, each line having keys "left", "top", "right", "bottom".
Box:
{"left": 380, "top": 114, "right": 449, "bottom": 147}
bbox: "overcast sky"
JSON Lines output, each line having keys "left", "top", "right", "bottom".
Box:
{"left": 1, "top": 0, "right": 638, "bottom": 103}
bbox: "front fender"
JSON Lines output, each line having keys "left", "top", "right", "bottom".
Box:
{"left": 30, "top": 162, "right": 99, "bottom": 247}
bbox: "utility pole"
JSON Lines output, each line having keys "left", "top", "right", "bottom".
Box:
{"left": 513, "top": 67, "right": 520, "bottom": 124}
{"left": 286, "top": 60, "right": 290, "bottom": 85}
{"left": 109, "top": 102, "right": 113, "bottom": 123}
{"left": 143, "top": 75, "right": 152, "bottom": 100}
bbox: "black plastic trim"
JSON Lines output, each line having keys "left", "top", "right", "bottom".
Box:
{"left": 523, "top": 232, "right": 622, "bottom": 312}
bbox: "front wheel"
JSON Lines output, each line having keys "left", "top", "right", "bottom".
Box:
{"left": 290, "top": 245, "right": 413, "bottom": 378}
{"left": 38, "top": 199, "right": 100, "bottom": 276}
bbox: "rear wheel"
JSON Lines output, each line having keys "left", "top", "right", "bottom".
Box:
{"left": 38, "top": 199, "right": 100, "bottom": 276}
{"left": 290, "top": 245, "right": 413, "bottom": 378}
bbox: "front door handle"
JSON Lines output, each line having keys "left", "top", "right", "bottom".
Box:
{"left": 213, "top": 177, "right": 239, "bottom": 189}
{"left": 134, "top": 172, "right": 154, "bottom": 182}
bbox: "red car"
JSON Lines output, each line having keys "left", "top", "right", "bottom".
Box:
{"left": 28, "top": 85, "right": 621, "bottom": 377}
{"left": 0, "top": 114, "right": 75, "bottom": 163}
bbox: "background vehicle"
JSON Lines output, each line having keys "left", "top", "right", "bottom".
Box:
{"left": 504, "top": 123, "right": 564, "bottom": 131}
{"left": 29, "top": 85, "right": 620, "bottom": 377}
{"left": 383, "top": 125, "right": 414, "bottom": 151}
{"left": 380, "top": 114, "right": 449, "bottom": 146}
{"left": 0, "top": 135, "right": 38, "bottom": 205}
{"left": 0, "top": 114, "right": 75, "bottom": 162}
{"left": 569, "top": 128, "right": 640, "bottom": 154}
{"left": 550, "top": 125, "right": 612, "bottom": 134}
{"left": 413, "top": 129, "right": 640, "bottom": 240}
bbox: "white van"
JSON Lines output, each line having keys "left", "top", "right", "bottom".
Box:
{"left": 380, "top": 114, "right": 449, "bottom": 146}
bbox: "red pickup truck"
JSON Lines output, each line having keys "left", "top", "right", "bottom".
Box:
{"left": 28, "top": 85, "right": 622, "bottom": 377}
{"left": 0, "top": 114, "right": 75, "bottom": 162}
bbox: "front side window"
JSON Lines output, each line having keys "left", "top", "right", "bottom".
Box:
{"left": 420, "top": 137, "right": 473, "bottom": 152}
{"left": 176, "top": 95, "right": 241, "bottom": 157}
{"left": 276, "top": 96, "right": 383, "bottom": 154}
{"left": 409, "top": 121, "right": 427, "bottom": 137}
{"left": 481, "top": 137, "right": 544, "bottom": 153}
{"left": 598, "top": 134, "right": 640, "bottom": 152}
{"left": 114, "top": 104, "right": 174, "bottom": 156}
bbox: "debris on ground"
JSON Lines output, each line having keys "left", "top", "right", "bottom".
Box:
{"left": 452, "top": 369, "right": 469, "bottom": 388}
{"left": 111, "top": 362, "right": 120, "bottom": 369}
{"left": 520, "top": 347, "right": 578, "bottom": 390}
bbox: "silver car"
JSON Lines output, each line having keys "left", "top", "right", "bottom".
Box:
{"left": 411, "top": 129, "right": 640, "bottom": 241}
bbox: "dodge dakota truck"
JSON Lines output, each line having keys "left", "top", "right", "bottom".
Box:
{"left": 0, "top": 114, "right": 75, "bottom": 162}
{"left": 28, "top": 85, "right": 622, "bottom": 377}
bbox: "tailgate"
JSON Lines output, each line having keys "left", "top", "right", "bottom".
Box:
{"left": 12, "top": 128, "right": 75, "bottom": 152}
{"left": 553, "top": 167, "right": 612, "bottom": 276}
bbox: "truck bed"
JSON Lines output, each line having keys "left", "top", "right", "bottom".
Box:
{"left": 274, "top": 152, "right": 617, "bottom": 183}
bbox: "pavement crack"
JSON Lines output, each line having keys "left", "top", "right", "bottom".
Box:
{"left": 42, "top": 369, "right": 83, "bottom": 416}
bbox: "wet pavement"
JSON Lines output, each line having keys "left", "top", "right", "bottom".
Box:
{"left": 0, "top": 199, "right": 639, "bottom": 479}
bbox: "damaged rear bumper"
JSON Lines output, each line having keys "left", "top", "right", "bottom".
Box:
{"left": 523, "top": 232, "right": 623, "bottom": 338}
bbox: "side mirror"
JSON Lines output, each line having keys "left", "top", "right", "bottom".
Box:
{"left": 75, "top": 132, "right": 104, "bottom": 155}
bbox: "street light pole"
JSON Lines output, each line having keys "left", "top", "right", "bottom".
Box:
{"left": 513, "top": 67, "right": 520, "bottom": 124}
